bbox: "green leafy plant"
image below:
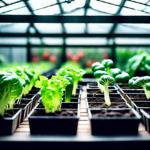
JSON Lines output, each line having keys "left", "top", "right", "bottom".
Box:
{"left": 0, "top": 71, "right": 23, "bottom": 116}
{"left": 57, "top": 66, "right": 86, "bottom": 95}
{"left": 23, "top": 66, "right": 40, "bottom": 94}
{"left": 102, "top": 59, "right": 114, "bottom": 75}
{"left": 94, "top": 70, "right": 108, "bottom": 93}
{"left": 99, "top": 75, "right": 115, "bottom": 106}
{"left": 35, "top": 76, "right": 70, "bottom": 113}
{"left": 125, "top": 50, "right": 150, "bottom": 77}
{"left": 64, "top": 76, "right": 73, "bottom": 102}
{"left": 129, "top": 76, "right": 150, "bottom": 99}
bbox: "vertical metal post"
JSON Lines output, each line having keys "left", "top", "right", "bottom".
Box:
{"left": 112, "top": 42, "right": 116, "bottom": 67}
{"left": 62, "top": 35, "right": 66, "bottom": 63}
{"left": 27, "top": 40, "right": 31, "bottom": 62}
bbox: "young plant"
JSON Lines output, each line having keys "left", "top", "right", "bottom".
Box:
{"left": 64, "top": 76, "right": 73, "bottom": 102}
{"left": 91, "top": 62, "right": 101, "bottom": 72}
{"left": 129, "top": 76, "right": 150, "bottom": 99}
{"left": 94, "top": 70, "right": 108, "bottom": 93}
{"left": 110, "top": 68, "right": 122, "bottom": 78}
{"left": 57, "top": 66, "right": 86, "bottom": 95}
{"left": 115, "top": 72, "right": 130, "bottom": 83}
{"left": 91, "top": 62, "right": 105, "bottom": 72}
{"left": 99, "top": 75, "right": 115, "bottom": 106}
{"left": 35, "top": 76, "right": 70, "bottom": 113}
{"left": 102, "top": 59, "right": 114, "bottom": 75}
{"left": 0, "top": 71, "right": 23, "bottom": 115}
{"left": 23, "top": 66, "right": 40, "bottom": 94}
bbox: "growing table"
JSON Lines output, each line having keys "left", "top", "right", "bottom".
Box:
{"left": 0, "top": 86, "right": 150, "bottom": 150}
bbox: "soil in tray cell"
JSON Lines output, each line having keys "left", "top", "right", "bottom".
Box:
{"left": 19, "top": 100, "right": 31, "bottom": 105}
{"left": 144, "top": 109, "right": 150, "bottom": 114}
{"left": 89, "top": 103, "right": 128, "bottom": 109}
{"left": 88, "top": 89, "right": 117, "bottom": 94}
{"left": 128, "top": 94, "right": 147, "bottom": 99}
{"left": 89, "top": 83, "right": 97, "bottom": 86}
{"left": 123, "top": 90, "right": 144, "bottom": 94}
{"left": 92, "top": 109, "right": 135, "bottom": 118}
{"left": 22, "top": 94, "right": 34, "bottom": 99}
{"left": 4, "top": 109, "right": 19, "bottom": 117}
{"left": 87, "top": 97, "right": 125, "bottom": 103}
{"left": 119, "top": 85, "right": 142, "bottom": 89}
{"left": 134, "top": 102, "right": 150, "bottom": 107}
{"left": 13, "top": 104, "right": 26, "bottom": 109}
{"left": 32, "top": 110, "right": 77, "bottom": 117}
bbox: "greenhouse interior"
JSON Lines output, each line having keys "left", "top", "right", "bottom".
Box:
{"left": 1, "top": 0, "right": 150, "bottom": 149}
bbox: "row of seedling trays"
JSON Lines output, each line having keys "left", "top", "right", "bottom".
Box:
{"left": 116, "top": 84, "right": 150, "bottom": 134}
{"left": 0, "top": 86, "right": 82, "bottom": 135}
{"left": 0, "top": 87, "right": 40, "bottom": 135}
{"left": 87, "top": 83, "right": 141, "bottom": 135}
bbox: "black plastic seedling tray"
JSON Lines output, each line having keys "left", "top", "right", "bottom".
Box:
{"left": 28, "top": 108, "right": 80, "bottom": 135}
{"left": 88, "top": 108, "right": 141, "bottom": 135}
{"left": 0, "top": 109, "right": 22, "bottom": 135}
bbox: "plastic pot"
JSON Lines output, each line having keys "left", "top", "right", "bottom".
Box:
{"left": 0, "top": 109, "right": 22, "bottom": 135}
{"left": 88, "top": 108, "right": 141, "bottom": 135}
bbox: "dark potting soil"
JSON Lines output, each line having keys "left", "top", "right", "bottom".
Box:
{"left": 134, "top": 102, "right": 150, "bottom": 107}
{"left": 20, "top": 100, "right": 31, "bottom": 104}
{"left": 92, "top": 109, "right": 135, "bottom": 118}
{"left": 87, "top": 97, "right": 125, "bottom": 103}
{"left": 123, "top": 90, "right": 144, "bottom": 93}
{"left": 89, "top": 103, "right": 128, "bottom": 109}
{"left": 62, "top": 99, "right": 78, "bottom": 102}
{"left": 88, "top": 89, "right": 117, "bottom": 94}
{"left": 131, "top": 99, "right": 149, "bottom": 102}
{"left": 63, "top": 95, "right": 79, "bottom": 99}
{"left": 120, "top": 85, "right": 142, "bottom": 89}
{"left": 14, "top": 104, "right": 26, "bottom": 109}
{"left": 144, "top": 109, "right": 150, "bottom": 115}
{"left": 128, "top": 94, "right": 147, "bottom": 99}
{"left": 22, "top": 94, "right": 34, "bottom": 99}
{"left": 32, "top": 110, "right": 77, "bottom": 117}
{"left": 3, "top": 109, "right": 18, "bottom": 117}
{"left": 89, "top": 83, "right": 97, "bottom": 86}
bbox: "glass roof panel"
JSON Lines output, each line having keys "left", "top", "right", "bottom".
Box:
{"left": 42, "top": 38, "right": 63, "bottom": 45}
{"left": 66, "top": 38, "right": 107, "bottom": 45}
{"left": 121, "top": 7, "right": 149, "bottom": 15}
{"left": 0, "top": 2, "right": 24, "bottom": 14}
{"left": 61, "top": 0, "right": 86, "bottom": 12}
{"left": 87, "top": 24, "right": 113, "bottom": 33}
{"left": 63, "top": 8, "right": 84, "bottom": 15}
{"left": 87, "top": 8, "right": 109, "bottom": 15}
{"left": 4, "top": 0, "right": 20, "bottom": 4}
{"left": 0, "top": 23, "right": 29, "bottom": 33}
{"left": 0, "top": 2, "right": 5, "bottom": 6}
{"left": 3, "top": 7, "right": 31, "bottom": 15}
{"left": 125, "top": 1, "right": 146, "bottom": 10}
{"left": 28, "top": 0, "right": 57, "bottom": 10}
{"left": 64, "top": 23, "right": 85, "bottom": 33}
{"left": 115, "top": 24, "right": 150, "bottom": 33}
{"left": 29, "top": 38, "right": 41, "bottom": 45}
{"left": 34, "top": 23, "right": 62, "bottom": 33}
{"left": 115, "top": 38, "right": 150, "bottom": 44}
{"left": 130, "top": 0, "right": 149, "bottom": 4}
{"left": 90, "top": 0, "right": 119, "bottom": 14}
{"left": 34, "top": 5, "right": 60, "bottom": 15}
{"left": 0, "top": 38, "right": 27, "bottom": 45}
{"left": 144, "top": 5, "right": 150, "bottom": 13}
{"left": 101, "top": 0, "right": 122, "bottom": 5}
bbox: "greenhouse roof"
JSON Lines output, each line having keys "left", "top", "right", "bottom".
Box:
{"left": 0, "top": 0, "right": 150, "bottom": 45}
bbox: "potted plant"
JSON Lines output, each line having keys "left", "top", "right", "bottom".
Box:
{"left": 28, "top": 76, "right": 80, "bottom": 135}
{"left": 88, "top": 108, "right": 141, "bottom": 135}
{"left": 0, "top": 71, "right": 23, "bottom": 135}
